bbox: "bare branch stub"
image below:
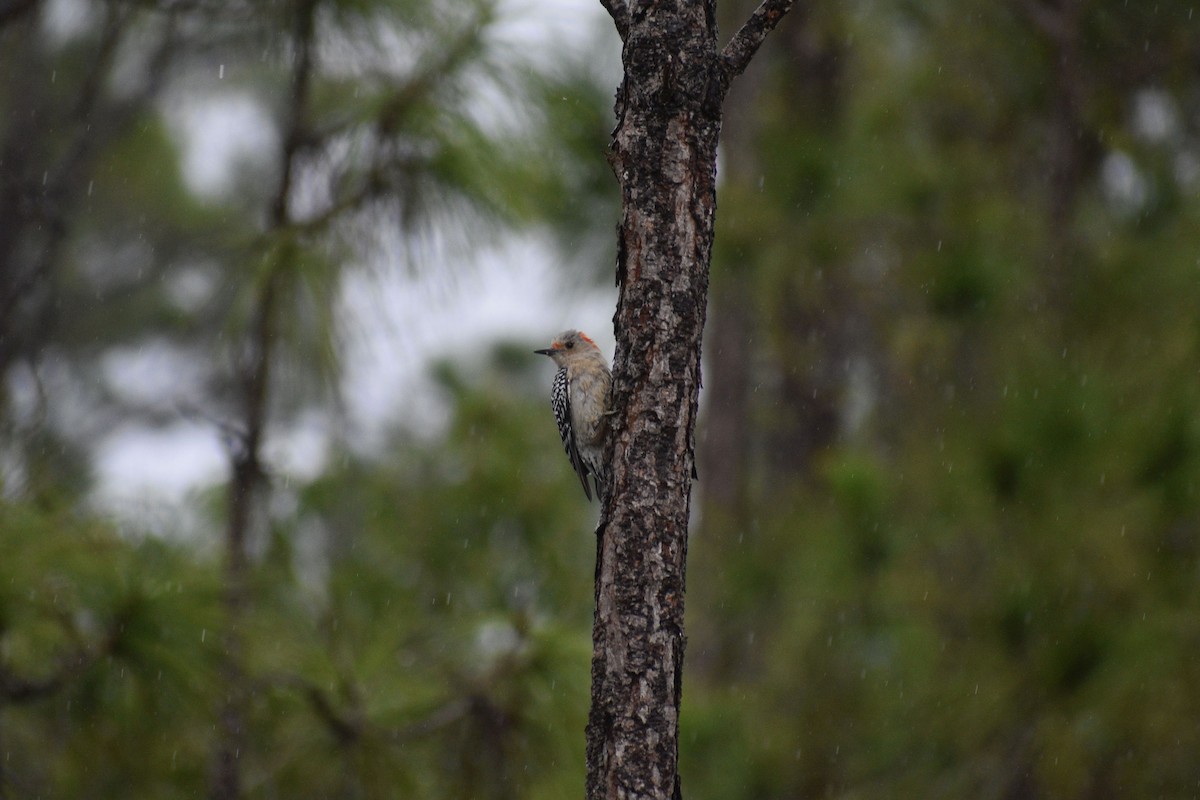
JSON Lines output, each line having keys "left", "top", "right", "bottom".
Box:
{"left": 717, "top": 0, "right": 796, "bottom": 93}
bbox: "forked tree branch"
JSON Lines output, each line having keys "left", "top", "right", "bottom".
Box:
{"left": 718, "top": 0, "right": 795, "bottom": 93}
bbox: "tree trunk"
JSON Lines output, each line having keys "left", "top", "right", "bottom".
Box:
{"left": 210, "top": 3, "right": 317, "bottom": 798}
{"left": 586, "top": 2, "right": 793, "bottom": 798}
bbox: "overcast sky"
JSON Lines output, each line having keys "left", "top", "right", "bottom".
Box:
{"left": 92, "top": 0, "right": 623, "bottom": 519}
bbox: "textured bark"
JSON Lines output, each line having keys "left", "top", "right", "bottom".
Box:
{"left": 587, "top": 2, "right": 793, "bottom": 798}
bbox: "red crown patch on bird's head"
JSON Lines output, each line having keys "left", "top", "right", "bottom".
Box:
{"left": 535, "top": 329, "right": 602, "bottom": 361}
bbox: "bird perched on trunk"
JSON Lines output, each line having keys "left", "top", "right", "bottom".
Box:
{"left": 535, "top": 330, "right": 612, "bottom": 501}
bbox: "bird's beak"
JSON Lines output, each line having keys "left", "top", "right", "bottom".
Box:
{"left": 534, "top": 348, "right": 554, "bottom": 356}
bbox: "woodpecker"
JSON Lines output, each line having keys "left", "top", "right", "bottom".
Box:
{"left": 535, "top": 330, "right": 612, "bottom": 501}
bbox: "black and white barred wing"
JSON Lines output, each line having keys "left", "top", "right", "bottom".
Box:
{"left": 550, "top": 367, "right": 593, "bottom": 501}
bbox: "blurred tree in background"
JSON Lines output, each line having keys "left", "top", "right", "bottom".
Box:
{"left": 689, "top": 0, "right": 1200, "bottom": 797}
{"left": 1, "top": 0, "right": 1200, "bottom": 797}
{"left": 1, "top": 0, "right": 603, "bottom": 797}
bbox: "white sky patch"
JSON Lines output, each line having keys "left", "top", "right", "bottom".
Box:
{"left": 494, "top": 0, "right": 616, "bottom": 73}
{"left": 41, "top": 0, "right": 98, "bottom": 45}
{"left": 167, "top": 93, "right": 278, "bottom": 199}
{"left": 93, "top": 422, "right": 227, "bottom": 504}
{"left": 263, "top": 412, "right": 332, "bottom": 483}
{"left": 1102, "top": 150, "right": 1149, "bottom": 214}
{"left": 1131, "top": 88, "right": 1180, "bottom": 144}
{"left": 93, "top": 0, "right": 622, "bottom": 520}
{"left": 165, "top": 262, "right": 220, "bottom": 312}
{"left": 101, "top": 338, "right": 210, "bottom": 411}
{"left": 93, "top": 414, "right": 331, "bottom": 509}
{"left": 340, "top": 234, "right": 615, "bottom": 447}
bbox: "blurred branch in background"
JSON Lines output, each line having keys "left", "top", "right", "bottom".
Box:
{"left": 0, "top": 1, "right": 179, "bottom": 385}
{"left": 212, "top": 0, "right": 317, "bottom": 791}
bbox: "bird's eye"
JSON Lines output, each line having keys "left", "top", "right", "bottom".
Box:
{"left": 566, "top": 341, "right": 575, "bottom": 349}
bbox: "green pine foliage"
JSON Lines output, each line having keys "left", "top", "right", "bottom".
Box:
{"left": 0, "top": 503, "right": 220, "bottom": 797}
{"left": 685, "top": 0, "right": 1200, "bottom": 797}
